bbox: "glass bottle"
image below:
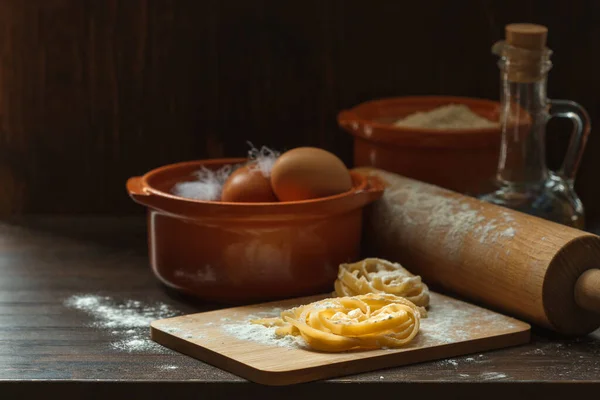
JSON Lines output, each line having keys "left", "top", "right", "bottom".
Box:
{"left": 479, "top": 24, "right": 591, "bottom": 229}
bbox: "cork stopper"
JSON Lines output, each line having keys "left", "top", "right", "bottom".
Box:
{"left": 505, "top": 23, "right": 547, "bottom": 50}
{"left": 498, "top": 23, "right": 550, "bottom": 83}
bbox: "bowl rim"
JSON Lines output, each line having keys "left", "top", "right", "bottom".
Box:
{"left": 133, "top": 158, "right": 381, "bottom": 211}
{"left": 339, "top": 95, "right": 502, "bottom": 133}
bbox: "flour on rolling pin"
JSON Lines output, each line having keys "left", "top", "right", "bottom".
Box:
{"left": 371, "top": 176, "right": 517, "bottom": 260}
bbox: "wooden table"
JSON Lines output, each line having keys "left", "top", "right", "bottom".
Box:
{"left": 1, "top": 216, "right": 599, "bottom": 399}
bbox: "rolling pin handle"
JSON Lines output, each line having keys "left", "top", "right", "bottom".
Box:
{"left": 574, "top": 269, "right": 600, "bottom": 314}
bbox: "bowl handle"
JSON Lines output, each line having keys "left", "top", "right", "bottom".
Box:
{"left": 337, "top": 110, "right": 359, "bottom": 132}
{"left": 355, "top": 175, "right": 386, "bottom": 204}
{"left": 126, "top": 176, "right": 154, "bottom": 207}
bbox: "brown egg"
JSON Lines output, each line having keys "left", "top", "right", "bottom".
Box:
{"left": 221, "top": 163, "right": 278, "bottom": 203}
{"left": 270, "top": 147, "right": 353, "bottom": 202}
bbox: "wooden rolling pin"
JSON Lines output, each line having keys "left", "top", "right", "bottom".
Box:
{"left": 355, "top": 168, "right": 600, "bottom": 336}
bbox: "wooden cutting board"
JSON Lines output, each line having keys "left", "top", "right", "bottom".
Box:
{"left": 151, "top": 292, "right": 530, "bottom": 385}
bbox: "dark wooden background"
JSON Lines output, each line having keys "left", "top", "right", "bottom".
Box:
{"left": 0, "top": 0, "right": 598, "bottom": 224}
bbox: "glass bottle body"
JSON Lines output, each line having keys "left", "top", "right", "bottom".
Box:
{"left": 479, "top": 58, "right": 589, "bottom": 229}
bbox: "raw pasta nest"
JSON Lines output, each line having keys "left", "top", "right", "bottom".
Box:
{"left": 334, "top": 258, "right": 430, "bottom": 308}
{"left": 252, "top": 293, "right": 423, "bottom": 352}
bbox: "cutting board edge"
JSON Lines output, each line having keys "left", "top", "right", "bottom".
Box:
{"left": 150, "top": 323, "right": 531, "bottom": 386}
{"left": 280, "top": 328, "right": 533, "bottom": 386}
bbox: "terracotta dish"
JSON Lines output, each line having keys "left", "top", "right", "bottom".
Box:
{"left": 126, "top": 158, "right": 384, "bottom": 304}
{"left": 338, "top": 96, "right": 503, "bottom": 195}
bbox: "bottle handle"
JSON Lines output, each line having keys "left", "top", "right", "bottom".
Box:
{"left": 548, "top": 99, "right": 591, "bottom": 185}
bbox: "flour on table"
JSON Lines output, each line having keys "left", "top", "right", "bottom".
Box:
{"left": 522, "top": 348, "right": 546, "bottom": 356}
{"left": 64, "top": 294, "right": 179, "bottom": 353}
{"left": 435, "top": 354, "right": 483, "bottom": 368}
{"left": 481, "top": 372, "right": 508, "bottom": 380}
{"left": 438, "top": 359, "right": 459, "bottom": 367}
{"left": 112, "top": 338, "right": 162, "bottom": 352}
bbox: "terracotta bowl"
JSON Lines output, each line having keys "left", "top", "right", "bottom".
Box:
{"left": 338, "top": 96, "right": 503, "bottom": 195}
{"left": 126, "top": 158, "right": 384, "bottom": 304}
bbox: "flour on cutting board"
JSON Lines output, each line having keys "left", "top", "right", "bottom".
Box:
{"left": 154, "top": 307, "right": 305, "bottom": 349}
{"left": 64, "top": 294, "right": 180, "bottom": 353}
{"left": 417, "top": 293, "right": 518, "bottom": 345}
{"left": 209, "top": 293, "right": 519, "bottom": 350}
{"left": 221, "top": 319, "right": 306, "bottom": 350}
{"left": 218, "top": 308, "right": 306, "bottom": 349}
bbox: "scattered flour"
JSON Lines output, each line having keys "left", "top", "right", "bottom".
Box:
{"left": 481, "top": 372, "right": 508, "bottom": 380}
{"left": 439, "top": 359, "right": 459, "bottom": 367}
{"left": 476, "top": 220, "right": 497, "bottom": 243}
{"left": 502, "top": 212, "right": 515, "bottom": 222}
{"left": 220, "top": 308, "right": 306, "bottom": 350}
{"left": 221, "top": 318, "right": 306, "bottom": 350}
{"left": 522, "top": 348, "right": 546, "bottom": 356}
{"left": 476, "top": 221, "right": 516, "bottom": 243}
{"left": 65, "top": 295, "right": 177, "bottom": 328}
{"left": 158, "top": 365, "right": 179, "bottom": 371}
{"left": 217, "top": 293, "right": 517, "bottom": 354}
{"left": 500, "top": 227, "right": 516, "bottom": 238}
{"left": 64, "top": 294, "right": 179, "bottom": 353}
{"left": 436, "top": 354, "right": 483, "bottom": 368}
{"left": 419, "top": 294, "right": 517, "bottom": 344}
{"left": 368, "top": 173, "right": 519, "bottom": 261}
{"left": 152, "top": 319, "right": 207, "bottom": 341}
{"left": 112, "top": 338, "right": 160, "bottom": 352}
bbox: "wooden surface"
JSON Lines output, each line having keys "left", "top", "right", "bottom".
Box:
{"left": 151, "top": 292, "right": 530, "bottom": 385}
{"left": 0, "top": 0, "right": 599, "bottom": 226}
{"left": 1, "top": 216, "right": 600, "bottom": 399}
{"left": 358, "top": 168, "right": 600, "bottom": 335}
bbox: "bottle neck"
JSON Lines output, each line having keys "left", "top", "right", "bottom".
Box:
{"left": 495, "top": 59, "right": 551, "bottom": 189}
